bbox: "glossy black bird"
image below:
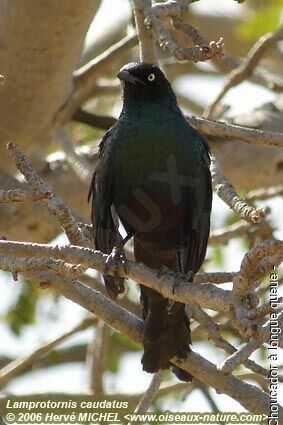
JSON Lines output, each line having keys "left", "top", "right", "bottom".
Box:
{"left": 88, "top": 62, "right": 212, "bottom": 381}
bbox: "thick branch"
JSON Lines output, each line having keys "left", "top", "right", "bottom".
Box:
{"left": 0, "top": 240, "right": 232, "bottom": 313}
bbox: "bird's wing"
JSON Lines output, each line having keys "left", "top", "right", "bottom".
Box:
{"left": 184, "top": 133, "right": 212, "bottom": 275}
{"left": 88, "top": 127, "right": 120, "bottom": 254}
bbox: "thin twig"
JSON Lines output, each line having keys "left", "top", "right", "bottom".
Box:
{"left": 209, "top": 221, "right": 251, "bottom": 245}
{"left": 245, "top": 185, "right": 283, "bottom": 202}
{"left": 73, "top": 33, "right": 138, "bottom": 105}
{"left": 72, "top": 108, "right": 116, "bottom": 130}
{"left": 7, "top": 142, "right": 90, "bottom": 247}
{"left": 188, "top": 116, "right": 283, "bottom": 148}
{"left": 133, "top": 370, "right": 163, "bottom": 416}
{"left": 219, "top": 339, "right": 260, "bottom": 375}
{"left": 192, "top": 306, "right": 268, "bottom": 378}
{"left": 55, "top": 127, "right": 93, "bottom": 183}
{"left": 205, "top": 26, "right": 283, "bottom": 118}
{"left": 0, "top": 317, "right": 96, "bottom": 389}
{"left": 87, "top": 320, "right": 110, "bottom": 395}
{"left": 210, "top": 155, "right": 267, "bottom": 224}
{"left": 144, "top": 7, "right": 224, "bottom": 62}
{"left": 131, "top": 0, "right": 157, "bottom": 63}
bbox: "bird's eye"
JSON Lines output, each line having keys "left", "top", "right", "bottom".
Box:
{"left": 148, "top": 73, "right": 155, "bottom": 82}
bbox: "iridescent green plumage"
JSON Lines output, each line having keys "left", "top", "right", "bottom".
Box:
{"left": 89, "top": 62, "right": 212, "bottom": 381}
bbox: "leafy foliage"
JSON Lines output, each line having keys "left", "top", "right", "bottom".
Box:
{"left": 237, "top": 0, "right": 282, "bottom": 40}
{"left": 5, "top": 278, "right": 39, "bottom": 335}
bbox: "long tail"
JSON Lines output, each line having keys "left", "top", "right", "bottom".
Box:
{"left": 140, "top": 286, "right": 192, "bottom": 381}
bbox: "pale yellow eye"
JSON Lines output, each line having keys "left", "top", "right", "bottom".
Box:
{"left": 148, "top": 73, "right": 155, "bottom": 82}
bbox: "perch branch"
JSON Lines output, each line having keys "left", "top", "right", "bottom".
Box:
{"left": 0, "top": 241, "right": 233, "bottom": 313}
{"left": 194, "top": 272, "right": 236, "bottom": 284}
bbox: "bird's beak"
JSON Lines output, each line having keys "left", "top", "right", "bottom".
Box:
{"left": 117, "top": 70, "right": 145, "bottom": 85}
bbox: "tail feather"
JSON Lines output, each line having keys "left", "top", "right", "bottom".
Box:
{"left": 140, "top": 286, "right": 192, "bottom": 381}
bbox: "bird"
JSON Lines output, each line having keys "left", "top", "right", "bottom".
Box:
{"left": 88, "top": 62, "right": 212, "bottom": 381}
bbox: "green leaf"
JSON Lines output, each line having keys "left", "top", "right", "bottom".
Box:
{"left": 5, "top": 278, "right": 39, "bottom": 335}
{"left": 237, "top": 1, "right": 282, "bottom": 40}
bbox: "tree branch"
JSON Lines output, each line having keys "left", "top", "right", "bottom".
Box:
{"left": 7, "top": 142, "right": 90, "bottom": 247}
{"left": 132, "top": 370, "right": 163, "bottom": 416}
{"left": 233, "top": 239, "right": 283, "bottom": 298}
{"left": 187, "top": 116, "right": 283, "bottom": 148}
{"left": 0, "top": 241, "right": 233, "bottom": 313}
{"left": 205, "top": 26, "right": 283, "bottom": 118}
{"left": 210, "top": 156, "right": 266, "bottom": 224}
{"left": 0, "top": 189, "right": 52, "bottom": 203}
{"left": 219, "top": 339, "right": 260, "bottom": 375}
{"left": 131, "top": 0, "right": 157, "bottom": 63}
{"left": 17, "top": 271, "right": 275, "bottom": 414}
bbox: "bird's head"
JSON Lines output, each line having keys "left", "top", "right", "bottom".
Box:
{"left": 117, "top": 62, "right": 173, "bottom": 104}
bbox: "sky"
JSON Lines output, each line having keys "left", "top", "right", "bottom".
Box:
{"left": 1, "top": 0, "right": 282, "bottom": 415}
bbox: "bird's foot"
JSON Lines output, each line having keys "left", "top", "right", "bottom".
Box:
{"left": 104, "top": 246, "right": 127, "bottom": 298}
{"left": 157, "top": 265, "right": 171, "bottom": 279}
{"left": 185, "top": 270, "right": 194, "bottom": 282}
{"left": 104, "top": 245, "right": 127, "bottom": 278}
{"left": 172, "top": 271, "right": 193, "bottom": 293}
